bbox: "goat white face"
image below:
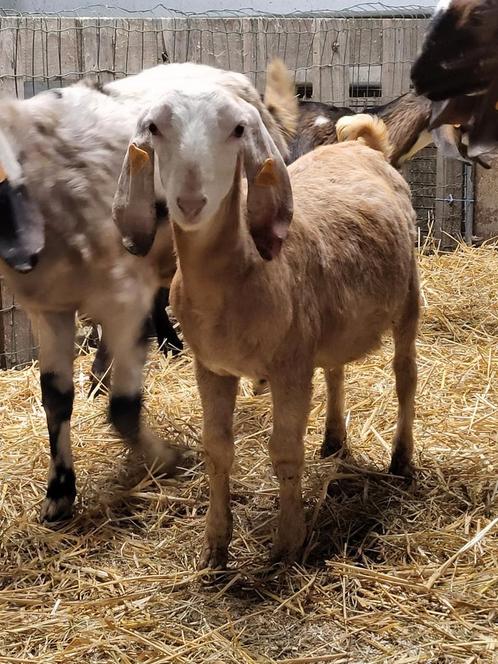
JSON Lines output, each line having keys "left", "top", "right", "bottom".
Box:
{"left": 113, "top": 84, "right": 293, "bottom": 260}
{"left": 148, "top": 87, "right": 249, "bottom": 231}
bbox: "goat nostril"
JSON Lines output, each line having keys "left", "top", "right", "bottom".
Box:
{"left": 176, "top": 195, "right": 207, "bottom": 219}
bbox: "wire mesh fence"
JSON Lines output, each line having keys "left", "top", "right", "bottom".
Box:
{"left": 0, "top": 4, "right": 475, "bottom": 367}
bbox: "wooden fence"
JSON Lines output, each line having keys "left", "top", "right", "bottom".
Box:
{"left": 0, "top": 14, "right": 473, "bottom": 367}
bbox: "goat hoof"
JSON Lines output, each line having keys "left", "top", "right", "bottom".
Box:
{"left": 198, "top": 543, "right": 228, "bottom": 571}
{"left": 270, "top": 541, "right": 302, "bottom": 565}
{"left": 138, "top": 433, "right": 181, "bottom": 476}
{"left": 40, "top": 496, "right": 74, "bottom": 523}
{"left": 320, "top": 431, "right": 346, "bottom": 458}
{"left": 253, "top": 378, "right": 270, "bottom": 396}
{"left": 271, "top": 520, "right": 306, "bottom": 564}
{"left": 389, "top": 451, "right": 415, "bottom": 479}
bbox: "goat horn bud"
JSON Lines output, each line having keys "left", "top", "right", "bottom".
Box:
{"left": 255, "top": 158, "right": 278, "bottom": 187}
{"left": 129, "top": 143, "right": 150, "bottom": 176}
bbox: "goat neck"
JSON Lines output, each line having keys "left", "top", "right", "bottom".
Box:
{"left": 172, "top": 160, "right": 256, "bottom": 291}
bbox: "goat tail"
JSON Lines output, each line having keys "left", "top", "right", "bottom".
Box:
{"left": 264, "top": 58, "right": 299, "bottom": 141}
{"left": 336, "top": 113, "right": 392, "bottom": 160}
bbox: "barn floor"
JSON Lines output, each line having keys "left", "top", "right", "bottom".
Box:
{"left": 1, "top": 243, "right": 497, "bottom": 664}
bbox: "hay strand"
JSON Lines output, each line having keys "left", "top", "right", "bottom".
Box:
{"left": 1, "top": 241, "right": 498, "bottom": 662}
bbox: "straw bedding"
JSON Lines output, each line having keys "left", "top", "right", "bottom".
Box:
{"left": 0, "top": 242, "right": 497, "bottom": 663}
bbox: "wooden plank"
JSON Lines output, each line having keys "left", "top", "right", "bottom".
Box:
{"left": 0, "top": 17, "right": 20, "bottom": 96}
{"left": 125, "top": 18, "right": 145, "bottom": 74}
{"left": 45, "top": 17, "right": 62, "bottom": 89}
{"left": 97, "top": 18, "right": 117, "bottom": 84}
{"left": 217, "top": 18, "right": 244, "bottom": 72}
{"left": 59, "top": 18, "right": 81, "bottom": 84}
{"left": 81, "top": 17, "right": 99, "bottom": 82}
{"left": 381, "top": 18, "right": 400, "bottom": 101}
{"left": 0, "top": 285, "right": 37, "bottom": 368}
{"left": 284, "top": 18, "right": 314, "bottom": 88}
{"left": 157, "top": 18, "right": 174, "bottom": 65}
{"left": 0, "top": 18, "right": 36, "bottom": 367}
{"left": 113, "top": 18, "right": 131, "bottom": 79}
{"left": 241, "top": 18, "right": 257, "bottom": 86}
{"left": 313, "top": 18, "right": 349, "bottom": 104}
{"left": 474, "top": 158, "right": 498, "bottom": 241}
{"left": 142, "top": 18, "right": 160, "bottom": 70}
{"left": 435, "top": 153, "right": 464, "bottom": 248}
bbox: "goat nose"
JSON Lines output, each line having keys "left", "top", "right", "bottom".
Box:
{"left": 176, "top": 195, "right": 207, "bottom": 219}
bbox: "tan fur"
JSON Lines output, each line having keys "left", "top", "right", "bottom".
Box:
{"left": 336, "top": 113, "right": 392, "bottom": 158}
{"left": 170, "top": 138, "right": 420, "bottom": 567}
{"left": 264, "top": 58, "right": 299, "bottom": 143}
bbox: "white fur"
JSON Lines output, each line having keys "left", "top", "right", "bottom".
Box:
{"left": 0, "top": 130, "right": 22, "bottom": 183}
{"left": 435, "top": 0, "right": 452, "bottom": 14}
{"left": 313, "top": 114, "right": 330, "bottom": 127}
{"left": 144, "top": 85, "right": 258, "bottom": 230}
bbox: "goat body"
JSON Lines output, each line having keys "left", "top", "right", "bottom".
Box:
{"left": 174, "top": 128, "right": 419, "bottom": 567}
{"left": 287, "top": 93, "right": 433, "bottom": 168}
{"left": 114, "top": 86, "right": 419, "bottom": 567}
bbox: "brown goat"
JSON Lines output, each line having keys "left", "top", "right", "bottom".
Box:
{"left": 113, "top": 77, "right": 420, "bottom": 569}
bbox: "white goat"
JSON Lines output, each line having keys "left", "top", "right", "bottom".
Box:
{"left": 0, "top": 63, "right": 288, "bottom": 522}
{"left": 113, "top": 82, "right": 420, "bottom": 568}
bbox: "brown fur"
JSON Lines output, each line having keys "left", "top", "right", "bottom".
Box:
{"left": 169, "top": 117, "right": 420, "bottom": 567}
{"left": 274, "top": 88, "right": 432, "bottom": 168}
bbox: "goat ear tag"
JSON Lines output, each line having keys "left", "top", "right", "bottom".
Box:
{"left": 255, "top": 158, "right": 278, "bottom": 187}
{"left": 0, "top": 164, "right": 6, "bottom": 183}
{"left": 129, "top": 143, "right": 150, "bottom": 176}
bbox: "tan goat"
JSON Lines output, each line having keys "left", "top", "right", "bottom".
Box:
{"left": 113, "top": 84, "right": 420, "bottom": 568}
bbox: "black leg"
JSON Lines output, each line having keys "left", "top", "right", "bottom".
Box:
{"left": 152, "top": 288, "right": 183, "bottom": 356}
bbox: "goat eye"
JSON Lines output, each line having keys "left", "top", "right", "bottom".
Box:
{"left": 149, "top": 122, "right": 159, "bottom": 136}
{"left": 233, "top": 124, "right": 245, "bottom": 138}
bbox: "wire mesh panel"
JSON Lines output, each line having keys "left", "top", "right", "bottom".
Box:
{"left": 0, "top": 7, "right": 475, "bottom": 366}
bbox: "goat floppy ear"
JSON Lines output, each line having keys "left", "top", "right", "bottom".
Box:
{"left": 0, "top": 134, "right": 45, "bottom": 273}
{"left": 242, "top": 108, "right": 293, "bottom": 261}
{"left": 112, "top": 134, "right": 156, "bottom": 256}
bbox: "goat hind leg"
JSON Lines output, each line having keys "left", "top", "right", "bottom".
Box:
{"left": 390, "top": 278, "right": 419, "bottom": 478}
{"left": 152, "top": 287, "right": 183, "bottom": 356}
{"left": 321, "top": 366, "right": 347, "bottom": 458}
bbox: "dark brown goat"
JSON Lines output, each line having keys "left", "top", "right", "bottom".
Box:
{"left": 411, "top": 0, "right": 498, "bottom": 160}
{"left": 264, "top": 61, "right": 433, "bottom": 169}
{"left": 286, "top": 93, "right": 432, "bottom": 169}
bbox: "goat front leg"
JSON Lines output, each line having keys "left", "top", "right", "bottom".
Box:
{"left": 268, "top": 370, "right": 313, "bottom": 563}
{"left": 37, "top": 311, "right": 77, "bottom": 522}
{"left": 88, "top": 334, "right": 112, "bottom": 397}
{"left": 195, "top": 360, "right": 238, "bottom": 570}
{"left": 102, "top": 312, "right": 178, "bottom": 473}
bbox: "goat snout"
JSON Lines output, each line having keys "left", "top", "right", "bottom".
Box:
{"left": 176, "top": 195, "right": 207, "bottom": 220}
